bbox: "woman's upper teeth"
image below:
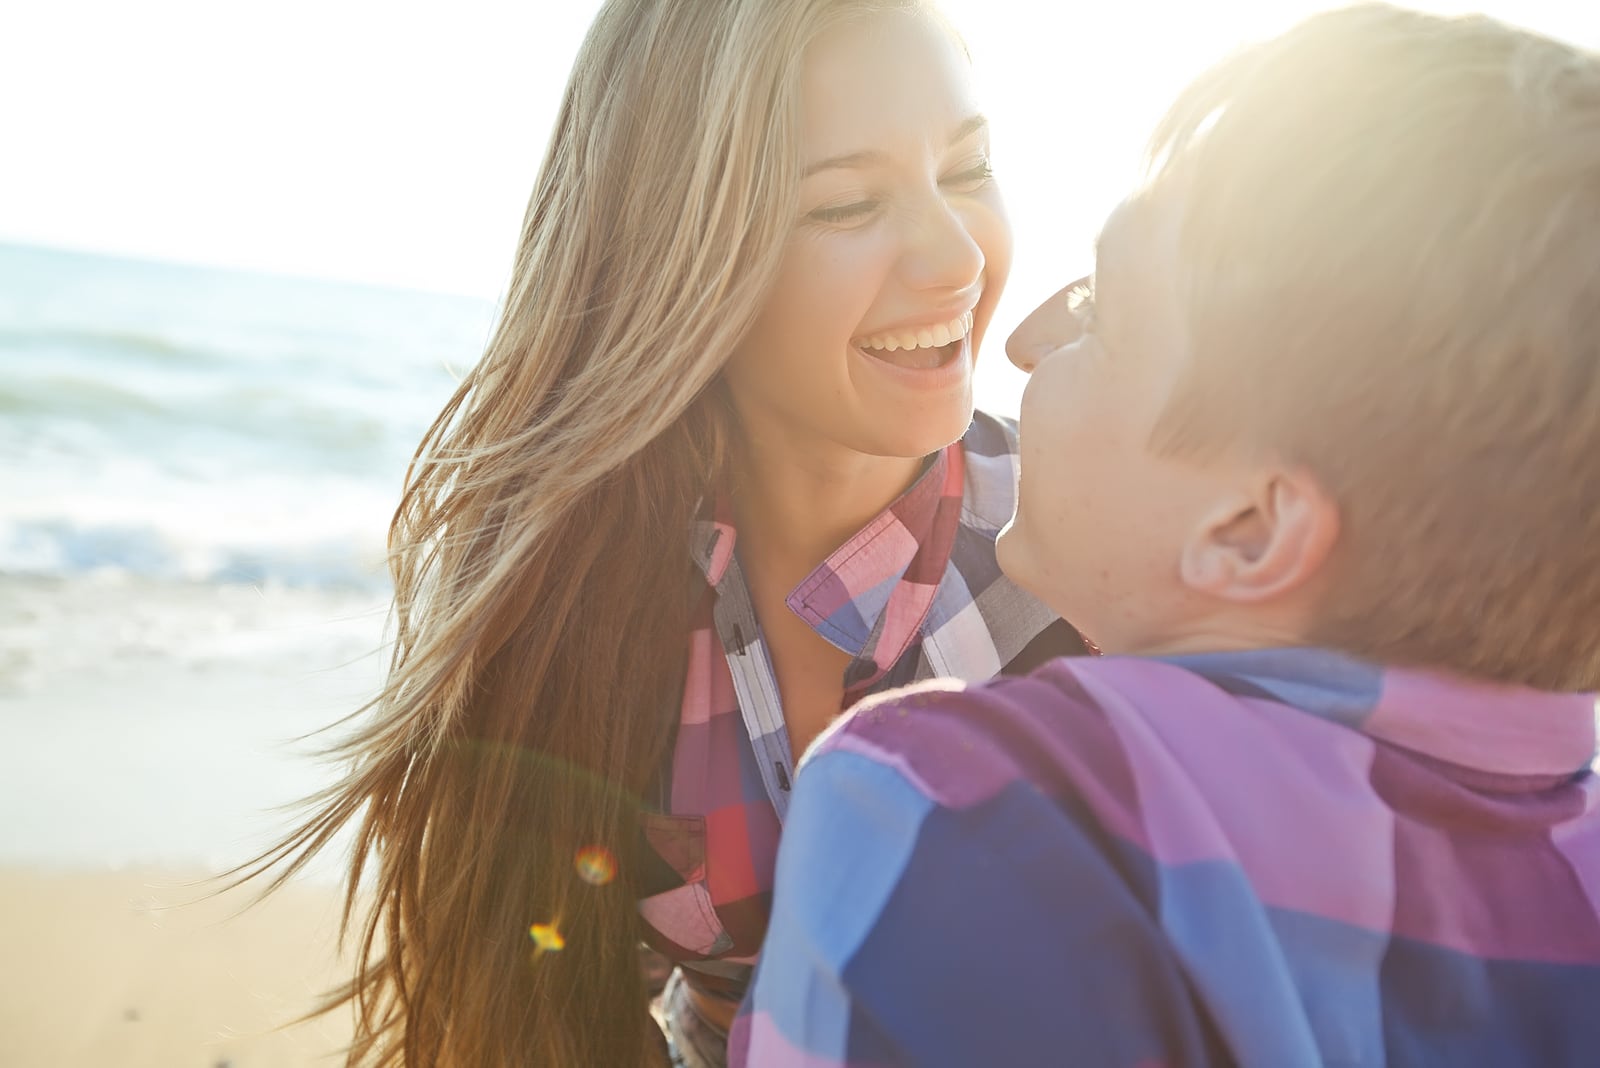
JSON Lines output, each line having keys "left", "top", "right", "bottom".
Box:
{"left": 855, "top": 310, "right": 973, "bottom": 353}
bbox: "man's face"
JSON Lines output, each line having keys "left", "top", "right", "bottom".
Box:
{"left": 997, "top": 195, "right": 1228, "bottom": 653}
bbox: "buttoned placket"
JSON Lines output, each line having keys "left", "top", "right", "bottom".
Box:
{"left": 710, "top": 551, "right": 798, "bottom": 820}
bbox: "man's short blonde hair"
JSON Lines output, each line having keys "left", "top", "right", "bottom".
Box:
{"left": 1147, "top": 3, "right": 1600, "bottom": 690}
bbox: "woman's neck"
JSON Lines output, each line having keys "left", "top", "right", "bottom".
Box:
{"left": 730, "top": 425, "right": 928, "bottom": 573}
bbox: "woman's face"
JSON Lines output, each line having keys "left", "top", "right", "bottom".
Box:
{"left": 722, "top": 9, "right": 1011, "bottom": 462}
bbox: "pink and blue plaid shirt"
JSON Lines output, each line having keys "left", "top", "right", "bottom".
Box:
{"left": 734, "top": 648, "right": 1600, "bottom": 1067}
{"left": 634, "top": 411, "right": 1086, "bottom": 1002}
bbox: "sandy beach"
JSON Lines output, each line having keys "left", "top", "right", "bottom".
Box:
{"left": 0, "top": 573, "right": 388, "bottom": 1066}
{"left": 0, "top": 867, "right": 356, "bottom": 1067}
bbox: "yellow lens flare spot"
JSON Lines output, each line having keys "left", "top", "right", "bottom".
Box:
{"left": 574, "top": 845, "right": 617, "bottom": 886}
{"left": 528, "top": 922, "right": 566, "bottom": 953}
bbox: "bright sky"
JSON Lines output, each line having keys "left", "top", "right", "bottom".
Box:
{"left": 5, "top": 0, "right": 1595, "bottom": 321}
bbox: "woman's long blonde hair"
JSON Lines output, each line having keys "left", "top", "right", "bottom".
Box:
{"left": 246, "top": 1, "right": 922, "bottom": 1065}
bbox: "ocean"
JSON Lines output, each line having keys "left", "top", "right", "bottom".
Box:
{"left": 0, "top": 242, "right": 498, "bottom": 595}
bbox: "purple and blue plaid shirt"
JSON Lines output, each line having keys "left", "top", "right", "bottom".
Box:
{"left": 734, "top": 647, "right": 1600, "bottom": 1067}
{"left": 635, "top": 411, "right": 1084, "bottom": 1003}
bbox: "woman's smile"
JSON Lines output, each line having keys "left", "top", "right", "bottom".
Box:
{"left": 853, "top": 307, "right": 973, "bottom": 355}
{"left": 851, "top": 325, "right": 971, "bottom": 387}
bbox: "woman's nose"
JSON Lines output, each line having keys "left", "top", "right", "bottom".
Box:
{"left": 900, "top": 201, "right": 987, "bottom": 295}
{"left": 1006, "top": 277, "right": 1088, "bottom": 372}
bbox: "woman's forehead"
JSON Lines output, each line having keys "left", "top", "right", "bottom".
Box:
{"left": 797, "top": 9, "right": 978, "bottom": 165}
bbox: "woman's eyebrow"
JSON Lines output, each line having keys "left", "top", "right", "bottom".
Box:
{"left": 801, "top": 113, "right": 989, "bottom": 177}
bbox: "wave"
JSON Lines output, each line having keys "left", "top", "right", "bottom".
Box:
{"left": 0, "top": 516, "right": 393, "bottom": 593}
{"left": 2, "top": 368, "right": 411, "bottom": 471}
{"left": 0, "top": 373, "right": 172, "bottom": 421}
{"left": 0, "top": 324, "right": 222, "bottom": 368}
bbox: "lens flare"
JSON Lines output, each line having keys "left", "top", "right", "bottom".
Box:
{"left": 574, "top": 845, "right": 617, "bottom": 886}
{"left": 528, "top": 922, "right": 566, "bottom": 952}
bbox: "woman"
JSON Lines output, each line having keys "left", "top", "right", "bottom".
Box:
{"left": 256, "top": 1, "right": 1087, "bottom": 1065}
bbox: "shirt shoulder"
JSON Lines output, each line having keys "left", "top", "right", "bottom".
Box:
{"left": 810, "top": 659, "right": 1149, "bottom": 818}
{"left": 810, "top": 654, "right": 1323, "bottom": 836}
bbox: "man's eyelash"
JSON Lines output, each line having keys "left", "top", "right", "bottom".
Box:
{"left": 1063, "top": 275, "right": 1100, "bottom": 336}
{"left": 1065, "top": 276, "right": 1096, "bottom": 313}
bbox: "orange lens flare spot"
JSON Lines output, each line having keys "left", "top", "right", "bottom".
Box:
{"left": 528, "top": 922, "right": 566, "bottom": 952}
{"left": 574, "top": 845, "right": 617, "bottom": 886}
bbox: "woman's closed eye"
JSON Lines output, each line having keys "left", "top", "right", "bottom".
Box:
{"left": 807, "top": 199, "right": 880, "bottom": 226}
{"left": 941, "top": 159, "right": 994, "bottom": 193}
{"left": 805, "top": 158, "right": 994, "bottom": 227}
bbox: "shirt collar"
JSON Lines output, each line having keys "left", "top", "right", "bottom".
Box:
{"left": 690, "top": 494, "right": 738, "bottom": 589}
{"left": 1160, "top": 647, "right": 1599, "bottom": 780}
{"left": 690, "top": 439, "right": 966, "bottom": 690}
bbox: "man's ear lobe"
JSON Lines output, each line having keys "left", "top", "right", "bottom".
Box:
{"left": 1179, "top": 469, "right": 1339, "bottom": 603}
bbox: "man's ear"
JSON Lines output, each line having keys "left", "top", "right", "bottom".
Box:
{"left": 1178, "top": 468, "right": 1339, "bottom": 603}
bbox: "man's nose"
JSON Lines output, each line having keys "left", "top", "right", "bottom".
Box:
{"left": 1006, "top": 276, "right": 1089, "bottom": 372}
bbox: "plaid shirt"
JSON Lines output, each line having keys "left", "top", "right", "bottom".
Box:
{"left": 734, "top": 648, "right": 1600, "bottom": 1067}
{"left": 635, "top": 411, "right": 1083, "bottom": 1001}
